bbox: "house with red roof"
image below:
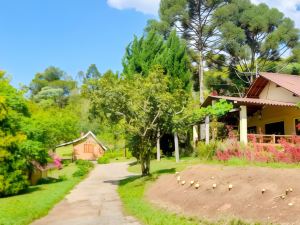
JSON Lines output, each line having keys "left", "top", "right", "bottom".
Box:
{"left": 202, "top": 73, "right": 300, "bottom": 144}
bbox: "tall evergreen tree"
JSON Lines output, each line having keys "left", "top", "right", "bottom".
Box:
{"left": 214, "top": 0, "right": 300, "bottom": 84}
{"left": 122, "top": 31, "right": 164, "bottom": 77}
{"left": 85, "top": 64, "right": 101, "bottom": 81}
{"left": 147, "top": 0, "right": 228, "bottom": 103}
{"left": 123, "top": 30, "right": 192, "bottom": 91}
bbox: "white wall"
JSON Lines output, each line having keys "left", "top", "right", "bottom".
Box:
{"left": 259, "top": 81, "right": 300, "bottom": 103}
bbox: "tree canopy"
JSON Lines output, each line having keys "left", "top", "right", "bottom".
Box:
{"left": 148, "top": 0, "right": 300, "bottom": 99}
{"left": 147, "top": 0, "right": 229, "bottom": 103}
{"left": 123, "top": 30, "right": 192, "bottom": 91}
{"left": 30, "top": 66, "right": 76, "bottom": 107}
{"left": 214, "top": 0, "right": 300, "bottom": 84}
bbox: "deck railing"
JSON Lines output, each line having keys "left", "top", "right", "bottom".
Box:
{"left": 248, "top": 134, "right": 300, "bottom": 144}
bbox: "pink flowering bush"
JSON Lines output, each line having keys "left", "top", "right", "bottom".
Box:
{"left": 52, "top": 154, "right": 62, "bottom": 169}
{"left": 215, "top": 133, "right": 300, "bottom": 164}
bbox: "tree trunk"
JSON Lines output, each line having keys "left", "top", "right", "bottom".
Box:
{"left": 199, "top": 51, "right": 205, "bottom": 104}
{"left": 156, "top": 129, "right": 161, "bottom": 161}
{"left": 174, "top": 132, "right": 180, "bottom": 163}
{"left": 140, "top": 150, "right": 150, "bottom": 176}
{"left": 124, "top": 140, "right": 127, "bottom": 158}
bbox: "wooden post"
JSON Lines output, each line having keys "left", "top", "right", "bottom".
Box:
{"left": 205, "top": 116, "right": 210, "bottom": 145}
{"left": 239, "top": 105, "right": 248, "bottom": 144}
{"left": 272, "top": 134, "right": 276, "bottom": 144}
{"left": 174, "top": 132, "right": 179, "bottom": 163}
{"left": 157, "top": 129, "right": 161, "bottom": 161}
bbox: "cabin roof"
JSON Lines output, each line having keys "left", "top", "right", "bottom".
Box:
{"left": 31, "top": 161, "right": 57, "bottom": 171}
{"left": 56, "top": 131, "right": 108, "bottom": 151}
{"left": 202, "top": 95, "right": 297, "bottom": 108}
{"left": 246, "top": 72, "right": 300, "bottom": 98}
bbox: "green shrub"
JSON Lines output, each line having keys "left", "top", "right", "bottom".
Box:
{"left": 58, "top": 175, "right": 67, "bottom": 181}
{"left": 62, "top": 160, "right": 71, "bottom": 166}
{"left": 0, "top": 171, "right": 29, "bottom": 197}
{"left": 195, "top": 141, "right": 220, "bottom": 160}
{"left": 97, "top": 156, "right": 110, "bottom": 164}
{"left": 104, "top": 150, "right": 122, "bottom": 159}
{"left": 72, "top": 160, "right": 94, "bottom": 177}
{"left": 104, "top": 149, "right": 132, "bottom": 159}
{"left": 72, "top": 167, "right": 89, "bottom": 177}
{"left": 75, "top": 159, "right": 94, "bottom": 168}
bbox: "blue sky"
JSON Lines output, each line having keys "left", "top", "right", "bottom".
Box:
{"left": 0, "top": 0, "right": 299, "bottom": 87}
{"left": 0, "top": 0, "right": 155, "bottom": 87}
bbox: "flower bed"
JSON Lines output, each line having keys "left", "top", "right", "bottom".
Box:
{"left": 216, "top": 134, "right": 300, "bottom": 164}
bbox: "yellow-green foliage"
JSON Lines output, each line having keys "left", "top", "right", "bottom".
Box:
{"left": 97, "top": 156, "right": 110, "bottom": 164}
{"left": 55, "top": 145, "right": 73, "bottom": 159}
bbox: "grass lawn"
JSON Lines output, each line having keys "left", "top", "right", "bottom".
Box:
{"left": 119, "top": 157, "right": 289, "bottom": 225}
{"left": 128, "top": 157, "right": 300, "bottom": 175}
{"left": 0, "top": 163, "right": 85, "bottom": 225}
{"left": 128, "top": 157, "right": 202, "bottom": 174}
{"left": 48, "top": 162, "right": 77, "bottom": 179}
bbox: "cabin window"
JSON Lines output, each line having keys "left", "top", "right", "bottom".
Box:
{"left": 296, "top": 119, "right": 300, "bottom": 135}
{"left": 84, "top": 144, "right": 94, "bottom": 153}
{"left": 265, "top": 121, "right": 285, "bottom": 135}
{"left": 248, "top": 126, "right": 257, "bottom": 134}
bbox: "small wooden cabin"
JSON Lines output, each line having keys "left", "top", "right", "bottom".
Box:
{"left": 56, "top": 131, "right": 107, "bottom": 161}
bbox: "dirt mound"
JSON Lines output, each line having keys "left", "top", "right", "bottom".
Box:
{"left": 146, "top": 164, "right": 300, "bottom": 225}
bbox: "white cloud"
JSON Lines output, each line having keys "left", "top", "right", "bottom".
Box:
{"left": 251, "top": 0, "right": 300, "bottom": 28}
{"left": 107, "top": 0, "right": 160, "bottom": 15}
{"left": 106, "top": 0, "right": 300, "bottom": 28}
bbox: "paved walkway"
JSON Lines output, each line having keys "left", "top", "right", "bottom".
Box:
{"left": 32, "top": 162, "right": 140, "bottom": 225}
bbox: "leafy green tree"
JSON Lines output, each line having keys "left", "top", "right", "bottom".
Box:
{"left": 86, "top": 68, "right": 191, "bottom": 175}
{"left": 86, "top": 66, "right": 232, "bottom": 174}
{"left": 214, "top": 0, "right": 299, "bottom": 83}
{"left": 30, "top": 66, "right": 76, "bottom": 107}
{"left": 123, "top": 30, "right": 193, "bottom": 157}
{"left": 22, "top": 103, "right": 80, "bottom": 150}
{"left": 0, "top": 72, "right": 47, "bottom": 196}
{"left": 86, "top": 64, "right": 101, "bottom": 80}
{"left": 292, "top": 44, "right": 300, "bottom": 63}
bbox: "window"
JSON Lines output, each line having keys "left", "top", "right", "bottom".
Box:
{"left": 84, "top": 144, "right": 94, "bottom": 153}
{"left": 296, "top": 119, "right": 300, "bottom": 135}
{"left": 265, "top": 121, "right": 285, "bottom": 135}
{"left": 248, "top": 126, "right": 257, "bottom": 134}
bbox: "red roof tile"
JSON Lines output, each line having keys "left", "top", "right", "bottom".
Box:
{"left": 202, "top": 95, "right": 297, "bottom": 107}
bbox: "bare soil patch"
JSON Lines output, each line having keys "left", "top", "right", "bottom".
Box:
{"left": 146, "top": 164, "right": 300, "bottom": 225}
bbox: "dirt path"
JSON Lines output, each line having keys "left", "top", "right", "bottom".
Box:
{"left": 32, "top": 162, "right": 140, "bottom": 225}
